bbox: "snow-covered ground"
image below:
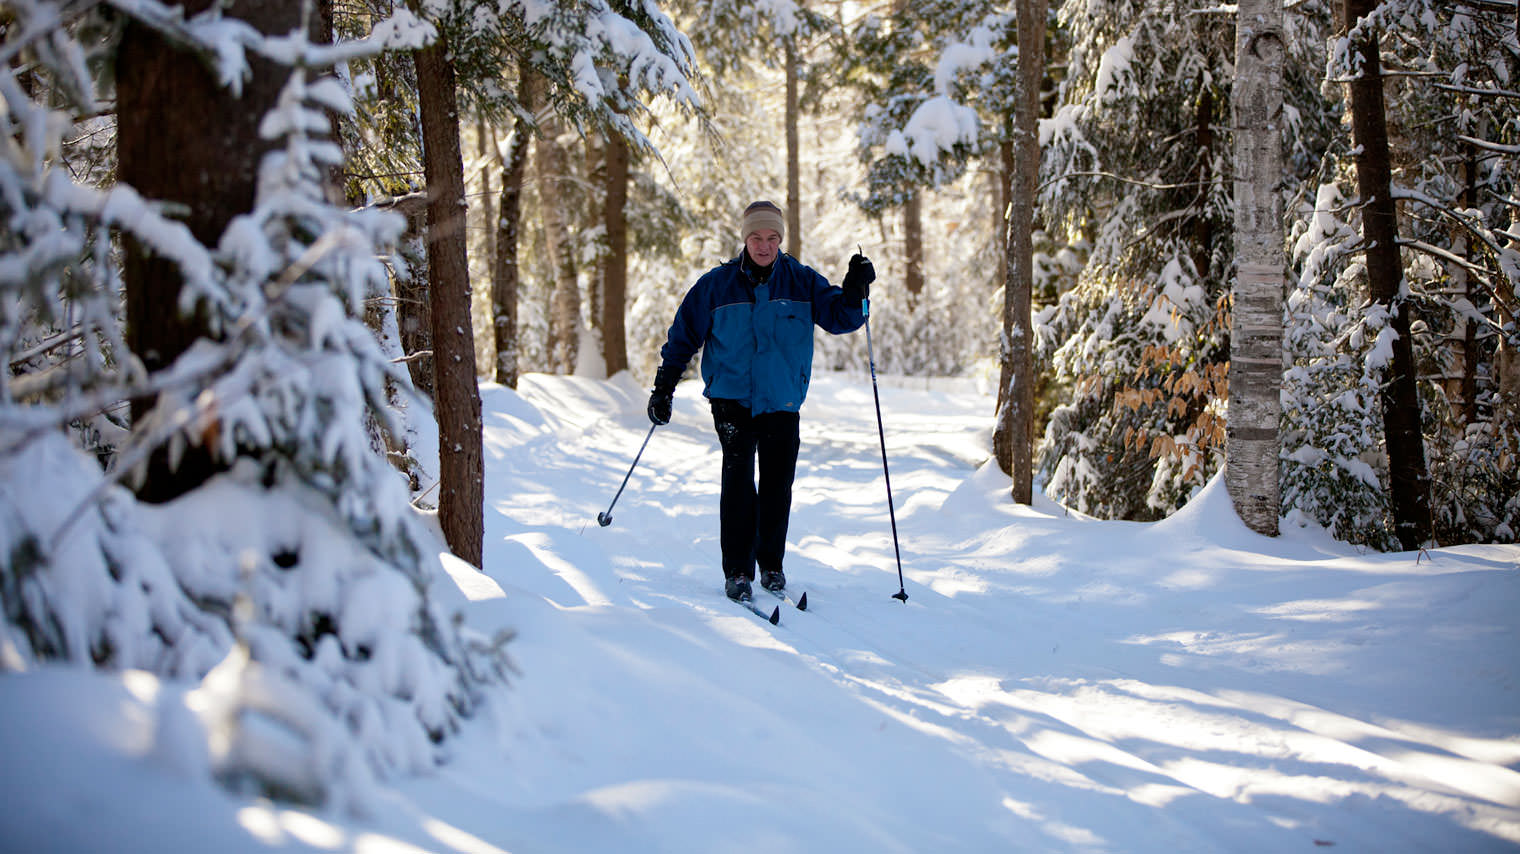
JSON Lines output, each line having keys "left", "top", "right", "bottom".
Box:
{"left": 4, "top": 371, "right": 1518, "bottom": 852}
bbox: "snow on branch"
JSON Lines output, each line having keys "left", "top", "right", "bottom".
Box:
{"left": 934, "top": 24, "right": 999, "bottom": 96}
{"left": 104, "top": 0, "right": 434, "bottom": 96}
{"left": 2, "top": 0, "right": 513, "bottom": 812}
{"left": 1457, "top": 134, "right": 1520, "bottom": 155}
{"left": 884, "top": 96, "right": 982, "bottom": 167}
{"left": 514, "top": 0, "right": 699, "bottom": 134}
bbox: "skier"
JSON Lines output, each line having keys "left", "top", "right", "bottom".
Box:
{"left": 647, "top": 199, "right": 876, "bottom": 602}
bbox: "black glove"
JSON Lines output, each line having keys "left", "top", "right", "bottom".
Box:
{"left": 647, "top": 365, "right": 680, "bottom": 425}
{"left": 842, "top": 253, "right": 875, "bottom": 308}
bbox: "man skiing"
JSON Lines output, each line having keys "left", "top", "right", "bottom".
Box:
{"left": 648, "top": 200, "right": 876, "bottom": 602}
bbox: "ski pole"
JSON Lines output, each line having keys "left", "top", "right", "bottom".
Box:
{"left": 863, "top": 295, "right": 909, "bottom": 603}
{"left": 597, "top": 423, "right": 656, "bottom": 527}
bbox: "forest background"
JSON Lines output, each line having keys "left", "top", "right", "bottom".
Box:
{"left": 423, "top": 0, "right": 1519, "bottom": 552}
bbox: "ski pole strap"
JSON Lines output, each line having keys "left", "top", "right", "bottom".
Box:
{"left": 862, "top": 297, "right": 870, "bottom": 318}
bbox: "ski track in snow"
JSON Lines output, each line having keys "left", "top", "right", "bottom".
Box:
{"left": 433, "top": 371, "right": 1520, "bottom": 853}
{"left": 1, "top": 370, "right": 1516, "bottom": 853}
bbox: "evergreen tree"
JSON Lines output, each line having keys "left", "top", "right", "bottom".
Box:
{"left": 1387, "top": 1, "right": 1520, "bottom": 544}
{"left": 1283, "top": 0, "right": 1517, "bottom": 546}
{"left": 117, "top": 0, "right": 303, "bottom": 504}
{"left": 680, "top": 0, "right": 836, "bottom": 256}
{"left": 1037, "top": 0, "right": 1240, "bottom": 519}
{"left": 340, "top": 0, "right": 702, "bottom": 384}
{"left": 1, "top": 0, "right": 511, "bottom": 805}
{"left": 840, "top": 2, "right": 1011, "bottom": 378}
{"left": 601, "top": 122, "right": 632, "bottom": 377}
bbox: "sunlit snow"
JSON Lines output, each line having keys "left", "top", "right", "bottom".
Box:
{"left": 2, "top": 371, "right": 1517, "bottom": 852}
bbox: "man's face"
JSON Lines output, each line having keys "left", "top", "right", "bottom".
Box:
{"left": 746, "top": 229, "right": 781, "bottom": 267}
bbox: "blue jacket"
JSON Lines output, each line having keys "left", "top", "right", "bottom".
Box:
{"left": 660, "top": 252, "right": 865, "bottom": 415}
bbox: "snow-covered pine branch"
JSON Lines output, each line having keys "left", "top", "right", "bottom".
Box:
{"left": 1, "top": 0, "right": 513, "bottom": 811}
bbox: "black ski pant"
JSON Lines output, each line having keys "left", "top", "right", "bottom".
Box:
{"left": 710, "top": 399, "right": 801, "bottom": 582}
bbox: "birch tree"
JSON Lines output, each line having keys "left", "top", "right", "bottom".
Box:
{"left": 1225, "top": 0, "right": 1286, "bottom": 536}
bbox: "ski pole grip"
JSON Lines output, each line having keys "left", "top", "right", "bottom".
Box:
{"left": 855, "top": 244, "right": 871, "bottom": 318}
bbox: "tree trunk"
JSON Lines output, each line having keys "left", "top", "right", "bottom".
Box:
{"left": 996, "top": 137, "right": 1013, "bottom": 291}
{"left": 1498, "top": 338, "right": 1520, "bottom": 426}
{"left": 117, "top": 0, "right": 300, "bottom": 503}
{"left": 602, "top": 129, "right": 630, "bottom": 377}
{"left": 315, "top": 0, "right": 345, "bottom": 198}
{"left": 786, "top": 38, "right": 802, "bottom": 259}
{"left": 991, "top": 0, "right": 1044, "bottom": 505}
{"left": 537, "top": 116, "right": 581, "bottom": 374}
{"left": 394, "top": 202, "right": 434, "bottom": 399}
{"left": 1226, "top": 0, "right": 1285, "bottom": 536}
{"left": 903, "top": 193, "right": 925, "bottom": 306}
{"left": 893, "top": 0, "right": 923, "bottom": 308}
{"left": 478, "top": 116, "right": 497, "bottom": 305}
{"left": 584, "top": 136, "right": 606, "bottom": 373}
{"left": 1192, "top": 84, "right": 1215, "bottom": 279}
{"left": 1344, "top": 0, "right": 1433, "bottom": 550}
{"left": 1452, "top": 137, "right": 1480, "bottom": 425}
{"left": 415, "top": 36, "right": 484, "bottom": 566}
{"left": 493, "top": 72, "right": 535, "bottom": 389}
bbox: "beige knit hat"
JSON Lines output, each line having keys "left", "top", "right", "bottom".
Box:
{"left": 741, "top": 200, "right": 785, "bottom": 241}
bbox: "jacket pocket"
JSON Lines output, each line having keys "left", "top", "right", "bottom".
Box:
{"left": 768, "top": 300, "right": 812, "bottom": 353}
{"left": 763, "top": 300, "right": 813, "bottom": 409}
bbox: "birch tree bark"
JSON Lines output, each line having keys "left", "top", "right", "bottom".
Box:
{"left": 992, "top": 0, "right": 1045, "bottom": 505}
{"left": 1226, "top": 0, "right": 1285, "bottom": 535}
{"left": 415, "top": 35, "right": 484, "bottom": 566}
{"left": 1343, "top": 0, "right": 1433, "bottom": 550}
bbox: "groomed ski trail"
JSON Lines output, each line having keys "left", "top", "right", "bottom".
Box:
{"left": 456, "top": 371, "right": 1520, "bottom": 854}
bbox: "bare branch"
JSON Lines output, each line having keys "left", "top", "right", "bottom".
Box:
{"left": 8, "top": 328, "right": 86, "bottom": 370}
{"left": 1434, "top": 83, "right": 1520, "bottom": 100}
{"left": 1457, "top": 134, "right": 1520, "bottom": 155}
{"left": 1038, "top": 170, "right": 1210, "bottom": 194}
{"left": 1397, "top": 237, "right": 1493, "bottom": 278}
{"left": 1451, "top": 0, "right": 1518, "bottom": 12}
{"left": 1392, "top": 185, "right": 1514, "bottom": 259}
